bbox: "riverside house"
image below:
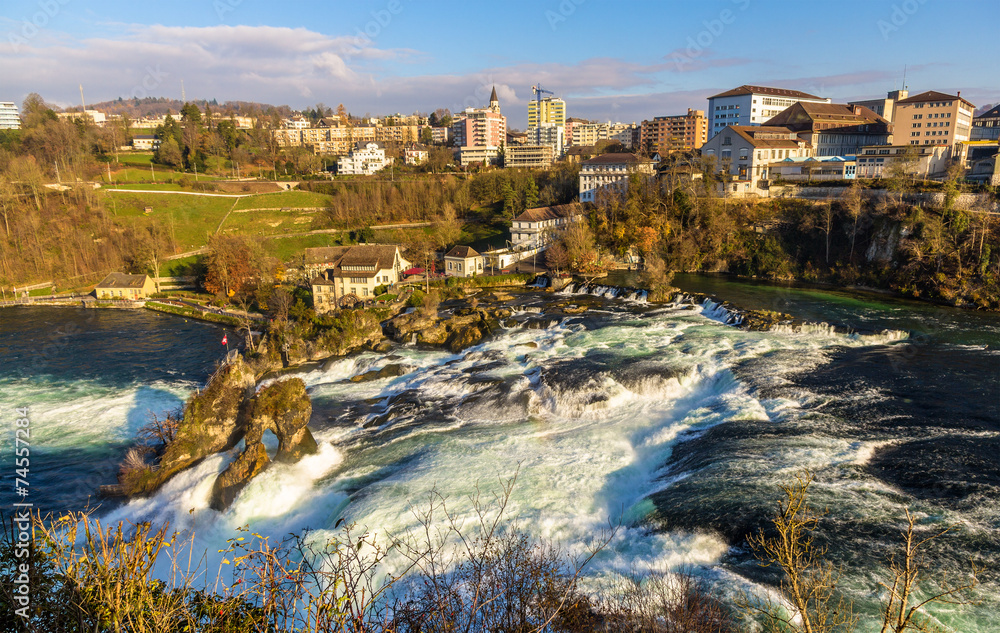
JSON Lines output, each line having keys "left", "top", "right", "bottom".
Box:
{"left": 444, "top": 246, "right": 484, "bottom": 277}
{"left": 311, "top": 244, "right": 410, "bottom": 312}
{"left": 95, "top": 273, "right": 156, "bottom": 300}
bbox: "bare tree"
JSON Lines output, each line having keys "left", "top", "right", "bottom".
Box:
{"left": 741, "top": 471, "right": 856, "bottom": 633}
{"left": 879, "top": 510, "right": 980, "bottom": 633}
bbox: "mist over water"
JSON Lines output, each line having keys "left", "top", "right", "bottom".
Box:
{"left": 1, "top": 281, "right": 997, "bottom": 630}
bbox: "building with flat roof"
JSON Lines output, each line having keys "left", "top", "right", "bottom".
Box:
{"left": 893, "top": 90, "right": 976, "bottom": 147}
{"left": 855, "top": 145, "right": 950, "bottom": 179}
{"left": 505, "top": 144, "right": 555, "bottom": 169}
{"left": 707, "top": 85, "right": 832, "bottom": 136}
{"left": 640, "top": 109, "right": 708, "bottom": 153}
{"left": 0, "top": 102, "right": 21, "bottom": 129}
{"left": 528, "top": 96, "right": 566, "bottom": 128}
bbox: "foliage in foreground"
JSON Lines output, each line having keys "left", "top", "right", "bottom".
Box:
{"left": 0, "top": 472, "right": 982, "bottom": 632}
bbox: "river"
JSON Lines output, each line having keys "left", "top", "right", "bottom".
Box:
{"left": 1, "top": 277, "right": 997, "bottom": 629}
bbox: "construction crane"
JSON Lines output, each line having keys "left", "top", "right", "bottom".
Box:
{"left": 531, "top": 84, "right": 555, "bottom": 126}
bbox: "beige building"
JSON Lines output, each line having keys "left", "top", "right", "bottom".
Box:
{"left": 849, "top": 89, "right": 908, "bottom": 123}
{"left": 95, "top": 273, "right": 156, "bottom": 300}
{"left": 311, "top": 245, "right": 410, "bottom": 311}
{"left": 854, "top": 145, "right": 950, "bottom": 179}
{"left": 444, "top": 246, "right": 484, "bottom": 277}
{"left": 893, "top": 90, "right": 976, "bottom": 147}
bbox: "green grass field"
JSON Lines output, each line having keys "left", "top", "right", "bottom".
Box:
{"left": 262, "top": 234, "right": 345, "bottom": 262}
{"left": 219, "top": 209, "right": 321, "bottom": 237}
{"left": 100, "top": 190, "right": 236, "bottom": 251}
{"left": 233, "top": 190, "right": 335, "bottom": 210}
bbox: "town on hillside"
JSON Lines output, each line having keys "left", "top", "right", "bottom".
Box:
{"left": 1, "top": 80, "right": 998, "bottom": 314}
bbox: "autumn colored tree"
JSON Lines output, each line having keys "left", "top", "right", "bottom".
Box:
{"left": 203, "top": 234, "right": 266, "bottom": 299}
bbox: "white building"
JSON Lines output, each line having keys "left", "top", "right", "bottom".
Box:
{"left": 338, "top": 142, "right": 393, "bottom": 176}
{"left": 707, "top": 85, "right": 832, "bottom": 137}
{"left": 284, "top": 116, "right": 311, "bottom": 129}
{"left": 510, "top": 203, "right": 584, "bottom": 249}
{"left": 0, "top": 102, "right": 21, "bottom": 129}
{"left": 430, "top": 127, "right": 449, "bottom": 144}
{"left": 578, "top": 153, "right": 658, "bottom": 203}
{"left": 132, "top": 134, "right": 159, "bottom": 151}
{"left": 700, "top": 125, "right": 811, "bottom": 182}
{"left": 56, "top": 109, "right": 107, "bottom": 125}
{"left": 525, "top": 124, "right": 565, "bottom": 158}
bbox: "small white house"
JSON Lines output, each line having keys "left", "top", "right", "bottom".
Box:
{"left": 444, "top": 246, "right": 483, "bottom": 278}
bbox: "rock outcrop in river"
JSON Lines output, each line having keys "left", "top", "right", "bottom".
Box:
{"left": 210, "top": 378, "right": 317, "bottom": 510}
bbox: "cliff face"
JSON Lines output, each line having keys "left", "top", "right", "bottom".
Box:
{"left": 383, "top": 306, "right": 513, "bottom": 353}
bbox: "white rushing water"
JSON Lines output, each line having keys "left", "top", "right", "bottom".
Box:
{"left": 82, "top": 301, "right": 935, "bottom": 609}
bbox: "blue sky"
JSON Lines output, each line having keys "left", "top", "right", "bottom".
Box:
{"left": 1, "top": 0, "right": 997, "bottom": 127}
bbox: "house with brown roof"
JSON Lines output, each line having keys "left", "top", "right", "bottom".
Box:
{"left": 707, "top": 85, "right": 832, "bottom": 136}
{"left": 762, "top": 102, "right": 891, "bottom": 156}
{"left": 511, "top": 203, "right": 584, "bottom": 249}
{"left": 443, "top": 245, "right": 484, "bottom": 278}
{"left": 95, "top": 273, "right": 156, "bottom": 300}
{"left": 310, "top": 244, "right": 410, "bottom": 312}
{"left": 579, "top": 153, "right": 658, "bottom": 203}
{"left": 700, "top": 125, "right": 811, "bottom": 183}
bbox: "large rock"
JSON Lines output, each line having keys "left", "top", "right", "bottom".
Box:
{"left": 210, "top": 441, "right": 270, "bottom": 510}
{"left": 128, "top": 360, "right": 256, "bottom": 495}
{"left": 244, "top": 378, "right": 318, "bottom": 463}
{"left": 208, "top": 378, "right": 318, "bottom": 511}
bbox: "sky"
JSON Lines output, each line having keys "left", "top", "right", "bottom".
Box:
{"left": 1, "top": 0, "right": 997, "bottom": 128}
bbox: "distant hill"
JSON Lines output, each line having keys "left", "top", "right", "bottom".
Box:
{"left": 975, "top": 103, "right": 997, "bottom": 117}
{"left": 62, "top": 97, "right": 294, "bottom": 119}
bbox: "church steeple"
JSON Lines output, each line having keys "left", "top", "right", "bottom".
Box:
{"left": 489, "top": 85, "right": 500, "bottom": 112}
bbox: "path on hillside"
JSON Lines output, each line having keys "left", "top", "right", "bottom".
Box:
{"left": 104, "top": 189, "right": 248, "bottom": 197}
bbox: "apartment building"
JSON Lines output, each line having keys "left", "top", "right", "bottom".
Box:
{"left": 0, "top": 102, "right": 20, "bottom": 129}
{"left": 504, "top": 144, "right": 555, "bottom": 169}
{"left": 700, "top": 125, "right": 811, "bottom": 182}
{"left": 640, "top": 109, "right": 708, "bottom": 153}
{"left": 893, "top": 90, "right": 976, "bottom": 147}
{"left": 453, "top": 86, "right": 507, "bottom": 166}
{"left": 578, "top": 153, "right": 658, "bottom": 203}
{"left": 525, "top": 124, "right": 564, "bottom": 158}
{"left": 707, "top": 85, "right": 831, "bottom": 136}
{"left": 528, "top": 96, "right": 566, "bottom": 128}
